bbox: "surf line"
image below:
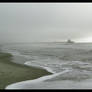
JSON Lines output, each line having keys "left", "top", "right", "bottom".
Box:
{"left": 5, "top": 63, "right": 71, "bottom": 89}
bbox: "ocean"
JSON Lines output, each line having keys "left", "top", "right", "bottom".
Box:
{"left": 2, "top": 42, "right": 92, "bottom": 89}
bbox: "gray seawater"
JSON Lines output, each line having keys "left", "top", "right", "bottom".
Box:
{"left": 2, "top": 42, "right": 92, "bottom": 82}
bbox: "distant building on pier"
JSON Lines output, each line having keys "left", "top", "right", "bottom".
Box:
{"left": 66, "top": 39, "right": 75, "bottom": 44}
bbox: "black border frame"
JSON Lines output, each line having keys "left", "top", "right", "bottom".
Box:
{"left": 0, "top": 1, "right": 92, "bottom": 91}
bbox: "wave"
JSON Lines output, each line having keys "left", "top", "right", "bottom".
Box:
{"left": 5, "top": 60, "right": 92, "bottom": 89}
{"left": 5, "top": 64, "right": 70, "bottom": 89}
{"left": 25, "top": 61, "right": 55, "bottom": 73}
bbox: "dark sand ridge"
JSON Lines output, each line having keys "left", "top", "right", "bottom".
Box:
{"left": 0, "top": 52, "right": 51, "bottom": 89}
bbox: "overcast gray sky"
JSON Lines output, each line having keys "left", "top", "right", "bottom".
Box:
{"left": 0, "top": 3, "right": 92, "bottom": 43}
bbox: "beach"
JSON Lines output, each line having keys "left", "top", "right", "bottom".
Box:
{"left": 0, "top": 52, "right": 51, "bottom": 89}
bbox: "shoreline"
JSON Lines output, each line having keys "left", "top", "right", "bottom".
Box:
{"left": 5, "top": 62, "right": 92, "bottom": 89}
{"left": 5, "top": 59, "right": 70, "bottom": 89}
{"left": 5, "top": 69, "right": 70, "bottom": 89}
{"left": 0, "top": 52, "right": 51, "bottom": 89}
{"left": 5, "top": 58, "right": 92, "bottom": 89}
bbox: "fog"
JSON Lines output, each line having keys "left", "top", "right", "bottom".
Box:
{"left": 0, "top": 3, "right": 92, "bottom": 43}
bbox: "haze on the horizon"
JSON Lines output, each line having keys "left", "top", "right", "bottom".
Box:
{"left": 0, "top": 3, "right": 92, "bottom": 43}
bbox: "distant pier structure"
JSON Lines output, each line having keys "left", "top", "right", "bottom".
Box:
{"left": 66, "top": 39, "right": 75, "bottom": 44}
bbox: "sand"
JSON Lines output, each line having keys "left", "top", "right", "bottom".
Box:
{"left": 0, "top": 52, "right": 51, "bottom": 89}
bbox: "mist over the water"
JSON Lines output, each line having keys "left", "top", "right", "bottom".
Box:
{"left": 0, "top": 3, "right": 92, "bottom": 43}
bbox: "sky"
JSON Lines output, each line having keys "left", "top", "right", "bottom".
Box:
{"left": 0, "top": 3, "right": 92, "bottom": 43}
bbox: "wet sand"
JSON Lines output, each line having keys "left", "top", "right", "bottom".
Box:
{"left": 0, "top": 52, "right": 51, "bottom": 89}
